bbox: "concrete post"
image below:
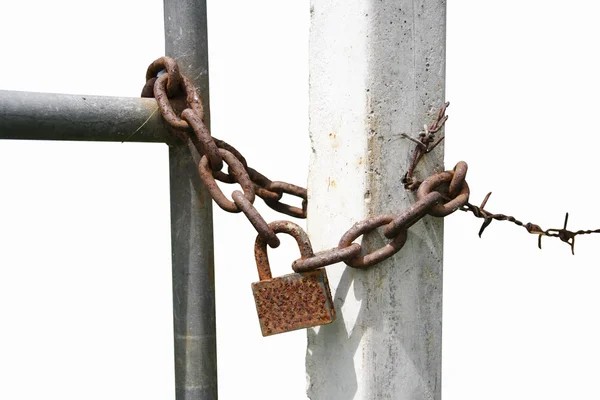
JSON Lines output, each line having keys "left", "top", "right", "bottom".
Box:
{"left": 306, "top": 1, "right": 446, "bottom": 399}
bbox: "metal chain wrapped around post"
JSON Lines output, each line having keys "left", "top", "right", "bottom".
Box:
{"left": 143, "top": 56, "right": 600, "bottom": 263}
{"left": 294, "top": 162, "right": 470, "bottom": 271}
{"left": 142, "top": 57, "right": 307, "bottom": 249}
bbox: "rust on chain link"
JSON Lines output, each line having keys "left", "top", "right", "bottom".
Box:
{"left": 152, "top": 74, "right": 189, "bottom": 130}
{"left": 141, "top": 77, "right": 157, "bottom": 98}
{"left": 293, "top": 243, "right": 362, "bottom": 272}
{"left": 449, "top": 161, "right": 468, "bottom": 198}
{"left": 232, "top": 190, "right": 280, "bottom": 249}
{"left": 198, "top": 137, "right": 249, "bottom": 183}
{"left": 146, "top": 56, "right": 182, "bottom": 97}
{"left": 293, "top": 191, "right": 440, "bottom": 272}
{"left": 209, "top": 158, "right": 281, "bottom": 201}
{"left": 180, "top": 75, "right": 204, "bottom": 118}
{"left": 248, "top": 168, "right": 283, "bottom": 202}
{"left": 198, "top": 149, "right": 255, "bottom": 213}
{"left": 383, "top": 192, "right": 443, "bottom": 239}
{"left": 213, "top": 137, "right": 248, "bottom": 167}
{"left": 264, "top": 181, "right": 308, "bottom": 219}
{"left": 145, "top": 58, "right": 204, "bottom": 120}
{"left": 417, "top": 168, "right": 470, "bottom": 217}
{"left": 338, "top": 215, "right": 408, "bottom": 269}
{"left": 182, "top": 108, "right": 223, "bottom": 171}
{"left": 152, "top": 74, "right": 204, "bottom": 130}
{"left": 212, "top": 164, "right": 282, "bottom": 202}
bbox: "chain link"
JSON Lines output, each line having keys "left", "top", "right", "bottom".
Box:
{"left": 247, "top": 168, "right": 283, "bottom": 202}
{"left": 293, "top": 244, "right": 362, "bottom": 272}
{"left": 153, "top": 73, "right": 203, "bottom": 130}
{"left": 146, "top": 57, "right": 182, "bottom": 98}
{"left": 383, "top": 191, "right": 443, "bottom": 239}
{"left": 293, "top": 163, "right": 468, "bottom": 271}
{"left": 233, "top": 190, "right": 280, "bottom": 249}
{"left": 198, "top": 148, "right": 255, "bottom": 213}
{"left": 182, "top": 108, "right": 223, "bottom": 171}
{"left": 417, "top": 169, "right": 470, "bottom": 217}
{"left": 263, "top": 181, "right": 307, "bottom": 219}
{"left": 338, "top": 215, "right": 408, "bottom": 269}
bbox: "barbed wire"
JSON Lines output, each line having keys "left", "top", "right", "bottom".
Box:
{"left": 400, "top": 104, "right": 600, "bottom": 255}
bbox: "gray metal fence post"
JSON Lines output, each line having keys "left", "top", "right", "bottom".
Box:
{"left": 163, "top": 1, "right": 218, "bottom": 399}
{"left": 0, "top": 1, "right": 218, "bottom": 398}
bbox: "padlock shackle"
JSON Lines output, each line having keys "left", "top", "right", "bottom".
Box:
{"left": 254, "top": 220, "right": 315, "bottom": 281}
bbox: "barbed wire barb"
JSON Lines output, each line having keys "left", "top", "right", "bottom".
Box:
{"left": 400, "top": 102, "right": 450, "bottom": 190}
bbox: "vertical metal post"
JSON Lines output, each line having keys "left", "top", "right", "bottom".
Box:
{"left": 306, "top": 0, "right": 446, "bottom": 398}
{"left": 163, "top": 1, "right": 217, "bottom": 399}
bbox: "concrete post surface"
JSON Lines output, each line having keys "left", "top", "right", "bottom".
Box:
{"left": 306, "top": 1, "right": 446, "bottom": 399}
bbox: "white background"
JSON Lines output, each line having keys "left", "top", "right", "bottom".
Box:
{"left": 1, "top": 1, "right": 599, "bottom": 399}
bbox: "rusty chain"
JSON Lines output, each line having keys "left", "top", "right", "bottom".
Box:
{"left": 142, "top": 57, "right": 307, "bottom": 251}
{"left": 143, "top": 56, "right": 600, "bottom": 273}
{"left": 293, "top": 162, "right": 469, "bottom": 271}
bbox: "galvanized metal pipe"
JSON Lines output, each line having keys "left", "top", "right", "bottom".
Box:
{"left": 163, "top": 0, "right": 218, "bottom": 399}
{"left": 0, "top": 90, "right": 168, "bottom": 142}
{"left": 0, "top": 3, "right": 217, "bottom": 398}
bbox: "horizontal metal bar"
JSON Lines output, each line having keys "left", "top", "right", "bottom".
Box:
{"left": 0, "top": 90, "right": 170, "bottom": 142}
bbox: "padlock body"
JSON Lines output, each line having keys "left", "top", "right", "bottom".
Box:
{"left": 251, "top": 269, "right": 336, "bottom": 336}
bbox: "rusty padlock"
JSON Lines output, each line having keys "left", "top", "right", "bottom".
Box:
{"left": 252, "top": 221, "right": 336, "bottom": 336}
